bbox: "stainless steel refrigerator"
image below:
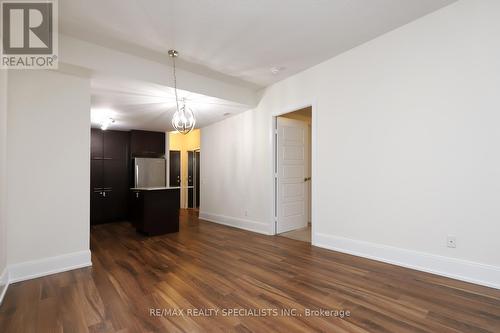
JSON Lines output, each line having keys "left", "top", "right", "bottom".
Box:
{"left": 133, "top": 157, "right": 166, "bottom": 188}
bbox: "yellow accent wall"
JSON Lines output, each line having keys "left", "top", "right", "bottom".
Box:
{"left": 169, "top": 129, "right": 200, "bottom": 208}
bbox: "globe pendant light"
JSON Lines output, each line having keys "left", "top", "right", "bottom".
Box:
{"left": 172, "top": 98, "right": 196, "bottom": 134}
{"left": 168, "top": 50, "right": 196, "bottom": 134}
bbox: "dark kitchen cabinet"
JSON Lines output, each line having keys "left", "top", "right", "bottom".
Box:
{"left": 90, "top": 159, "right": 104, "bottom": 223}
{"left": 104, "top": 131, "right": 130, "bottom": 160}
{"left": 91, "top": 129, "right": 104, "bottom": 159}
{"left": 90, "top": 129, "right": 130, "bottom": 225}
{"left": 91, "top": 185, "right": 105, "bottom": 223}
{"left": 130, "top": 188, "right": 180, "bottom": 236}
{"left": 130, "top": 130, "right": 165, "bottom": 158}
{"left": 103, "top": 160, "right": 129, "bottom": 221}
{"left": 130, "top": 190, "right": 144, "bottom": 228}
{"left": 91, "top": 129, "right": 129, "bottom": 160}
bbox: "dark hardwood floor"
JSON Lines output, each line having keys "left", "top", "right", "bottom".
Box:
{"left": 1, "top": 210, "right": 499, "bottom": 332}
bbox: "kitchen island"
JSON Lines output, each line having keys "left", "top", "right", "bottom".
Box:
{"left": 130, "top": 187, "right": 180, "bottom": 236}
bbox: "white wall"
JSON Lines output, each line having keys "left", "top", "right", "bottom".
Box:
{"left": 7, "top": 70, "right": 91, "bottom": 280}
{"left": 201, "top": 0, "right": 500, "bottom": 287}
{"left": 201, "top": 108, "right": 273, "bottom": 234}
{"left": 0, "top": 70, "right": 7, "bottom": 285}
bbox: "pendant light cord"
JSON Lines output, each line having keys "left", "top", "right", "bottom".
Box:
{"left": 172, "top": 55, "right": 180, "bottom": 114}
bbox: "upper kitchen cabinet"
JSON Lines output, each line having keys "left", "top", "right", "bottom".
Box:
{"left": 104, "top": 130, "right": 129, "bottom": 160}
{"left": 91, "top": 128, "right": 129, "bottom": 160}
{"left": 130, "top": 130, "right": 165, "bottom": 158}
{"left": 91, "top": 128, "right": 104, "bottom": 159}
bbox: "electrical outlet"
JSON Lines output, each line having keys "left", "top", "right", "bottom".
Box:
{"left": 447, "top": 236, "right": 457, "bottom": 248}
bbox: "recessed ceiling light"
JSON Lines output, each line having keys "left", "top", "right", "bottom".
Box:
{"left": 270, "top": 66, "right": 285, "bottom": 75}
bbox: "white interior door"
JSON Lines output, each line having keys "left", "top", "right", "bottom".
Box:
{"left": 277, "top": 117, "right": 307, "bottom": 233}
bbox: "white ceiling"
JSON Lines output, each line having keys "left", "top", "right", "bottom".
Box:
{"left": 91, "top": 76, "right": 249, "bottom": 131}
{"left": 73, "top": 0, "right": 456, "bottom": 132}
{"left": 61, "top": 0, "right": 456, "bottom": 87}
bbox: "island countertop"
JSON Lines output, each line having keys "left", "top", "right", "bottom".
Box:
{"left": 130, "top": 186, "right": 193, "bottom": 191}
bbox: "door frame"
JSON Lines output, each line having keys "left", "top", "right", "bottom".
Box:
{"left": 272, "top": 100, "right": 318, "bottom": 243}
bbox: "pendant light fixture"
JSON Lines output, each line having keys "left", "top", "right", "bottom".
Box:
{"left": 168, "top": 49, "right": 196, "bottom": 134}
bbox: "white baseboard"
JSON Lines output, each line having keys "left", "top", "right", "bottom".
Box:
{"left": 8, "top": 250, "right": 92, "bottom": 284}
{"left": 0, "top": 267, "right": 9, "bottom": 305}
{"left": 199, "top": 211, "right": 272, "bottom": 235}
{"left": 314, "top": 232, "right": 500, "bottom": 290}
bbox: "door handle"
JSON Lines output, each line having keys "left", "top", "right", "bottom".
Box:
{"left": 304, "top": 177, "right": 311, "bottom": 182}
